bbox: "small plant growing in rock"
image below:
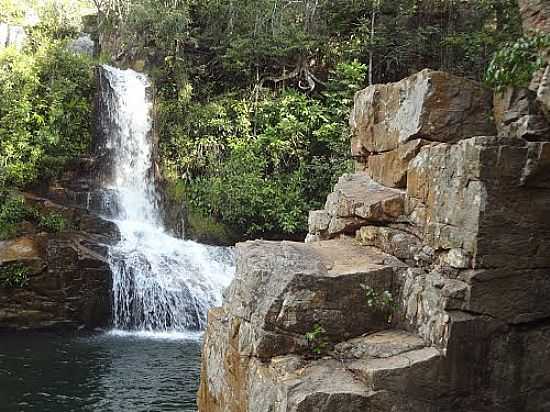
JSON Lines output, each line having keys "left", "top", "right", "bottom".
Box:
{"left": 305, "top": 324, "right": 328, "bottom": 358}
{"left": 39, "top": 212, "right": 69, "bottom": 233}
{"left": 0, "top": 193, "right": 34, "bottom": 240}
{"left": 362, "top": 285, "right": 398, "bottom": 324}
{"left": 0, "top": 264, "right": 30, "bottom": 288}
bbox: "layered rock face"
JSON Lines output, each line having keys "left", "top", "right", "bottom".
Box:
{"left": 198, "top": 69, "right": 550, "bottom": 411}
{"left": 0, "top": 193, "right": 119, "bottom": 332}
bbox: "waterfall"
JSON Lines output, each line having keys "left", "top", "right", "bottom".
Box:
{"left": 97, "top": 65, "right": 234, "bottom": 335}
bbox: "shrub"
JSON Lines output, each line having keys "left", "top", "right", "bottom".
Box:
{"left": 0, "top": 193, "right": 34, "bottom": 240}
{"left": 0, "top": 38, "right": 95, "bottom": 189}
{"left": 305, "top": 324, "right": 328, "bottom": 358}
{"left": 362, "top": 285, "right": 398, "bottom": 324}
{"left": 485, "top": 33, "right": 550, "bottom": 91}
{"left": 38, "top": 212, "right": 68, "bottom": 233}
{"left": 159, "top": 62, "right": 362, "bottom": 239}
{"left": 0, "top": 263, "right": 30, "bottom": 288}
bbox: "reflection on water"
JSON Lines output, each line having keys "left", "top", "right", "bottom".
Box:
{"left": 0, "top": 334, "right": 202, "bottom": 411}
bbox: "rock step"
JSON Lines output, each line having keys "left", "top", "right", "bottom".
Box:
{"left": 333, "top": 329, "right": 427, "bottom": 360}
{"left": 249, "top": 330, "right": 441, "bottom": 411}
{"left": 307, "top": 238, "right": 407, "bottom": 275}
{"left": 223, "top": 239, "right": 407, "bottom": 358}
{"left": 307, "top": 173, "right": 406, "bottom": 241}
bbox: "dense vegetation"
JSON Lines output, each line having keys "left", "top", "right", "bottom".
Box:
{"left": 1, "top": 0, "right": 540, "bottom": 242}
{"left": 94, "top": 0, "right": 525, "bottom": 241}
{"left": 0, "top": 0, "right": 96, "bottom": 236}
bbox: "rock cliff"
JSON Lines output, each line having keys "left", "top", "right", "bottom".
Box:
{"left": 198, "top": 64, "right": 550, "bottom": 410}
{"left": 0, "top": 191, "right": 119, "bottom": 332}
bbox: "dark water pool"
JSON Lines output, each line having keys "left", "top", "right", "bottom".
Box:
{"left": 0, "top": 332, "right": 202, "bottom": 412}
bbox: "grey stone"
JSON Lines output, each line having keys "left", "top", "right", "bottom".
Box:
{"left": 0, "top": 23, "right": 27, "bottom": 50}
{"left": 69, "top": 33, "right": 95, "bottom": 57}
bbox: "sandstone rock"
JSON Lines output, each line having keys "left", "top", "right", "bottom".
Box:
{"left": 200, "top": 68, "right": 550, "bottom": 411}
{"left": 199, "top": 308, "right": 440, "bottom": 412}
{"left": 535, "top": 66, "right": 550, "bottom": 118}
{"left": 0, "top": 204, "right": 118, "bottom": 331}
{"left": 333, "top": 330, "right": 425, "bottom": 359}
{"left": 350, "top": 69, "right": 495, "bottom": 157}
{"left": 519, "top": 0, "right": 550, "bottom": 34}
{"left": 406, "top": 139, "right": 489, "bottom": 254}
{"left": 442, "top": 248, "right": 471, "bottom": 269}
{"left": 365, "top": 139, "right": 426, "bottom": 188}
{"left": 356, "top": 225, "right": 420, "bottom": 264}
{"left": 521, "top": 141, "right": 550, "bottom": 187}
{"left": 308, "top": 173, "right": 405, "bottom": 240}
{"left": 493, "top": 87, "right": 550, "bottom": 140}
{"left": 307, "top": 210, "right": 331, "bottom": 237}
{"left": 461, "top": 268, "right": 550, "bottom": 324}
{"left": 401, "top": 268, "right": 469, "bottom": 346}
{"left": 224, "top": 239, "right": 404, "bottom": 359}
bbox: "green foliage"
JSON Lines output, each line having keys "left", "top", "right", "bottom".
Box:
{"left": 159, "top": 62, "right": 361, "bottom": 238}
{"left": 38, "top": 212, "right": 68, "bottom": 233}
{"left": 0, "top": 41, "right": 95, "bottom": 188}
{"left": 185, "top": 211, "right": 239, "bottom": 246}
{"left": 140, "top": 0, "right": 522, "bottom": 240}
{"left": 305, "top": 324, "right": 328, "bottom": 357}
{"left": 0, "top": 263, "right": 30, "bottom": 288}
{"left": 0, "top": 193, "right": 34, "bottom": 240}
{"left": 362, "top": 285, "right": 397, "bottom": 324}
{"left": 0, "top": 191, "right": 70, "bottom": 238}
{"left": 486, "top": 33, "right": 550, "bottom": 91}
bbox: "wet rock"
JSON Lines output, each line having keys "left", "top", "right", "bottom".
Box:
{"left": 0, "top": 231, "right": 114, "bottom": 331}
{"left": 0, "top": 197, "right": 118, "bottom": 332}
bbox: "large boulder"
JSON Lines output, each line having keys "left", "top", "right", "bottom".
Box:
{"left": 223, "top": 239, "right": 404, "bottom": 359}
{"left": 350, "top": 69, "right": 495, "bottom": 157}
{"left": 493, "top": 87, "right": 550, "bottom": 140}
{"left": 201, "top": 67, "right": 550, "bottom": 411}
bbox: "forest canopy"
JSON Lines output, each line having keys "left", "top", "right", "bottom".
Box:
{"left": 0, "top": 0, "right": 533, "bottom": 242}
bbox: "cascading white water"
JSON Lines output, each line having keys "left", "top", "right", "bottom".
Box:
{"left": 98, "top": 65, "right": 234, "bottom": 336}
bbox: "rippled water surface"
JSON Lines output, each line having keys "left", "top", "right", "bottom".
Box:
{"left": 0, "top": 333, "right": 202, "bottom": 411}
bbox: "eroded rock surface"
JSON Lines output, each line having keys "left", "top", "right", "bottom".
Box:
{"left": 200, "top": 65, "right": 550, "bottom": 411}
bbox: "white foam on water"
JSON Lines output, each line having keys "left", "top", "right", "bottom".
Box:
{"left": 99, "top": 65, "right": 234, "bottom": 337}
{"left": 107, "top": 329, "right": 203, "bottom": 342}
